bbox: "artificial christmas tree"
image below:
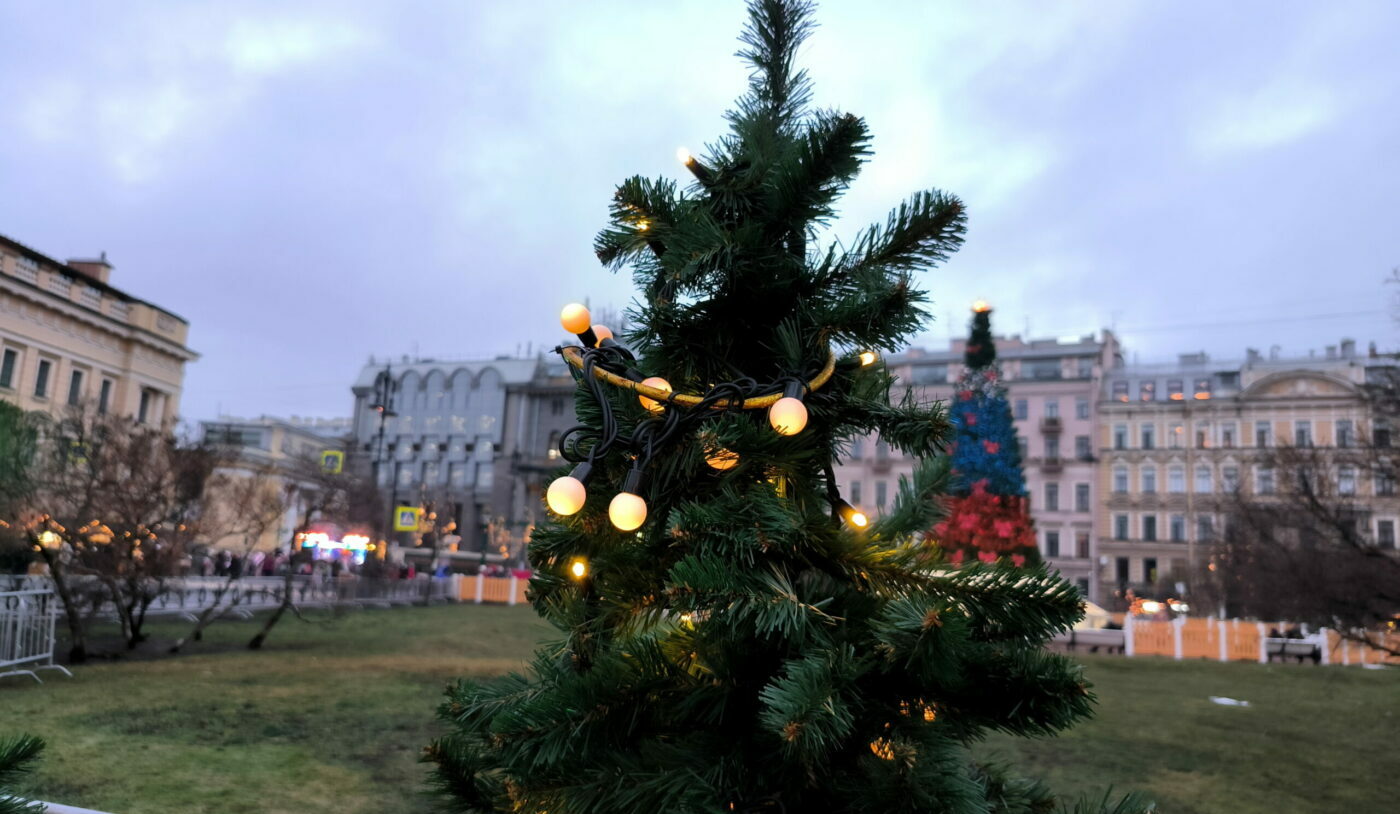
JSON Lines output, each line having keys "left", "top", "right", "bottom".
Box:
{"left": 0, "top": 734, "right": 44, "bottom": 814}
{"left": 931, "top": 303, "right": 1041, "bottom": 567}
{"left": 429, "top": 2, "right": 1146, "bottom": 811}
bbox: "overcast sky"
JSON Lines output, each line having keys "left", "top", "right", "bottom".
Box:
{"left": 1, "top": 1, "right": 1396, "bottom": 422}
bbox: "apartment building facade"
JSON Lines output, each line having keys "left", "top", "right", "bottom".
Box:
{"left": 348, "top": 355, "right": 576, "bottom": 558}
{"left": 835, "top": 330, "right": 1121, "bottom": 601}
{"left": 1095, "top": 340, "right": 1397, "bottom": 604}
{"left": 0, "top": 235, "right": 195, "bottom": 423}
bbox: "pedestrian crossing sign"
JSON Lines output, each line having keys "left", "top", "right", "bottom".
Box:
{"left": 393, "top": 506, "right": 422, "bottom": 532}
{"left": 320, "top": 450, "right": 344, "bottom": 474}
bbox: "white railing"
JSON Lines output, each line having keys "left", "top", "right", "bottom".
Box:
{"left": 0, "top": 589, "right": 72, "bottom": 684}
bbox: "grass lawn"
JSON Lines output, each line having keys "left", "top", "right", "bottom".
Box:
{"left": 2, "top": 605, "right": 1395, "bottom": 813}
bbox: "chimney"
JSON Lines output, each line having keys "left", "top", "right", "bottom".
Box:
{"left": 1371, "top": 342, "right": 1380, "bottom": 359}
{"left": 1340, "top": 338, "right": 1356, "bottom": 359}
{"left": 1246, "top": 348, "right": 1261, "bottom": 364}
{"left": 66, "top": 251, "right": 112, "bottom": 285}
{"left": 1325, "top": 345, "right": 1337, "bottom": 360}
{"left": 1270, "top": 345, "right": 1281, "bottom": 361}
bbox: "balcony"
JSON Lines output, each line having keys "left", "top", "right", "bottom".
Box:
{"left": 1040, "top": 416, "right": 1062, "bottom": 434}
{"left": 1039, "top": 456, "right": 1063, "bottom": 473}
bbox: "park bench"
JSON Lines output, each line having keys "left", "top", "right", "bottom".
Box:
{"left": 1055, "top": 628, "right": 1126, "bottom": 654}
{"left": 1264, "top": 638, "right": 1321, "bottom": 664}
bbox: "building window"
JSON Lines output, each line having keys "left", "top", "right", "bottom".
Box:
{"left": 1195, "top": 422, "right": 1210, "bottom": 449}
{"left": 875, "top": 440, "right": 890, "bottom": 461}
{"left": 397, "top": 462, "right": 416, "bottom": 486}
{"left": 1113, "top": 424, "right": 1127, "bottom": 450}
{"left": 1075, "top": 435, "right": 1091, "bottom": 460}
{"left": 1336, "top": 419, "right": 1353, "bottom": 448}
{"left": 875, "top": 480, "right": 888, "bottom": 510}
{"left": 1167, "top": 379, "right": 1184, "bottom": 401}
{"left": 449, "top": 463, "right": 466, "bottom": 487}
{"left": 1295, "top": 420, "right": 1312, "bottom": 448}
{"left": 1077, "top": 357, "right": 1093, "bottom": 378}
{"left": 849, "top": 438, "right": 865, "bottom": 459}
{"left": 1376, "top": 420, "right": 1392, "bottom": 448}
{"left": 98, "top": 379, "right": 112, "bottom": 415}
{"left": 1112, "top": 381, "right": 1129, "bottom": 402}
{"left": 1376, "top": 468, "right": 1396, "bottom": 497}
{"left": 1169, "top": 514, "right": 1185, "bottom": 542}
{"left": 1338, "top": 466, "right": 1356, "bottom": 496}
{"left": 1013, "top": 399, "right": 1028, "bottom": 420}
{"left": 1168, "top": 466, "right": 1186, "bottom": 494}
{"left": 1076, "top": 531, "right": 1090, "bottom": 558}
{"left": 551, "top": 398, "right": 565, "bottom": 416}
{"left": 1045, "top": 530, "right": 1061, "bottom": 557}
{"left": 1197, "top": 515, "right": 1214, "bottom": 542}
{"left": 1029, "top": 359, "right": 1061, "bottom": 380}
{"left": 1017, "top": 436, "right": 1029, "bottom": 459}
{"left": 1075, "top": 397, "right": 1089, "bottom": 420}
{"left": 1379, "top": 520, "right": 1397, "bottom": 550}
{"left": 1141, "top": 424, "right": 1155, "bottom": 450}
{"left": 1139, "top": 381, "right": 1156, "bottom": 401}
{"left": 912, "top": 364, "right": 947, "bottom": 384}
{"left": 1115, "top": 556, "right": 1130, "bottom": 584}
{"left": 1143, "top": 515, "right": 1157, "bottom": 542}
{"left": 1168, "top": 422, "right": 1184, "bottom": 448}
{"left": 1194, "top": 378, "right": 1212, "bottom": 400}
{"left": 1256, "top": 467, "right": 1275, "bottom": 495}
{"left": 1113, "top": 467, "right": 1128, "bottom": 493}
{"left": 1145, "top": 557, "right": 1159, "bottom": 582}
{"left": 67, "top": 369, "right": 83, "bottom": 406}
{"left": 1045, "top": 437, "right": 1060, "bottom": 460}
{"left": 1075, "top": 483, "right": 1090, "bottom": 512}
{"left": 423, "top": 461, "right": 441, "bottom": 485}
{"left": 1223, "top": 466, "right": 1240, "bottom": 492}
{"left": 34, "top": 359, "right": 51, "bottom": 398}
{"left": 1045, "top": 399, "right": 1059, "bottom": 419}
{"left": 1114, "top": 515, "right": 1129, "bottom": 541}
{"left": 850, "top": 480, "right": 863, "bottom": 505}
{"left": 0, "top": 349, "right": 16, "bottom": 389}
{"left": 1256, "top": 421, "right": 1271, "bottom": 447}
{"left": 138, "top": 389, "right": 152, "bottom": 423}
{"left": 1221, "top": 423, "right": 1236, "bottom": 448}
{"left": 1195, "top": 466, "right": 1212, "bottom": 493}
{"left": 1141, "top": 466, "right": 1157, "bottom": 494}
{"left": 1045, "top": 482, "right": 1059, "bottom": 511}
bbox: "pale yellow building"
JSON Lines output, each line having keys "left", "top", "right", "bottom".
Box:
{"left": 0, "top": 234, "right": 195, "bottom": 423}
{"left": 1096, "top": 342, "right": 1398, "bottom": 604}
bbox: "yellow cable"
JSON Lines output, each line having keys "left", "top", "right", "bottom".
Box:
{"left": 560, "top": 346, "right": 838, "bottom": 410}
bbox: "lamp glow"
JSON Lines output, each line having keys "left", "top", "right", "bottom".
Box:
{"left": 570, "top": 558, "right": 588, "bottom": 579}
{"left": 835, "top": 499, "right": 868, "bottom": 529}
{"left": 676, "top": 146, "right": 693, "bottom": 165}
{"left": 638, "top": 377, "right": 672, "bottom": 413}
{"left": 547, "top": 477, "right": 586, "bottom": 515}
{"left": 769, "top": 397, "right": 808, "bottom": 436}
{"left": 972, "top": 299, "right": 990, "bottom": 313}
{"left": 858, "top": 351, "right": 878, "bottom": 367}
{"left": 592, "top": 324, "right": 614, "bottom": 346}
{"left": 560, "top": 303, "right": 592, "bottom": 334}
{"left": 609, "top": 491, "right": 647, "bottom": 531}
{"left": 546, "top": 462, "right": 592, "bottom": 516}
{"left": 704, "top": 447, "right": 740, "bottom": 471}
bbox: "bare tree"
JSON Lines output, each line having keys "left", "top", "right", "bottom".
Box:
{"left": 246, "top": 454, "right": 381, "bottom": 649}
{"left": 1203, "top": 363, "right": 1400, "bottom": 655}
{"left": 168, "top": 463, "right": 291, "bottom": 653}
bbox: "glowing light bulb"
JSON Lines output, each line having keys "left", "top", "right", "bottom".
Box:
{"left": 858, "top": 351, "right": 878, "bottom": 367}
{"left": 972, "top": 299, "right": 990, "bottom": 313}
{"left": 638, "top": 377, "right": 672, "bottom": 413}
{"left": 769, "top": 397, "right": 808, "bottom": 436}
{"left": 676, "top": 146, "right": 693, "bottom": 165}
{"left": 560, "top": 303, "right": 592, "bottom": 335}
{"left": 637, "top": 220, "right": 650, "bottom": 231}
{"left": 704, "top": 447, "right": 740, "bottom": 471}
{"left": 570, "top": 558, "right": 588, "bottom": 579}
{"left": 547, "top": 476, "right": 586, "bottom": 516}
{"left": 592, "top": 324, "right": 614, "bottom": 346}
{"left": 835, "top": 499, "right": 868, "bottom": 530}
{"left": 609, "top": 491, "right": 648, "bottom": 532}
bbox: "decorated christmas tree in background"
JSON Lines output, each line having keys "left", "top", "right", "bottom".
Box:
{"left": 428, "top": 2, "right": 1145, "bottom": 811}
{"left": 931, "top": 303, "right": 1041, "bottom": 567}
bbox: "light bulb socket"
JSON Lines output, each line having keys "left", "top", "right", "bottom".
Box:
{"left": 834, "top": 499, "right": 868, "bottom": 529}
{"left": 622, "top": 368, "right": 646, "bottom": 383}
{"left": 577, "top": 327, "right": 599, "bottom": 347}
{"left": 685, "top": 157, "right": 714, "bottom": 186}
{"left": 570, "top": 462, "right": 594, "bottom": 485}
{"left": 620, "top": 468, "right": 644, "bottom": 496}
{"left": 782, "top": 381, "right": 805, "bottom": 401}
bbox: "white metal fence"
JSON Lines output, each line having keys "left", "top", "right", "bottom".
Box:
{"left": 0, "top": 589, "right": 72, "bottom": 684}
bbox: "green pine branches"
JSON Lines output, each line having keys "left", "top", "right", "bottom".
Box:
{"left": 0, "top": 735, "right": 44, "bottom": 814}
